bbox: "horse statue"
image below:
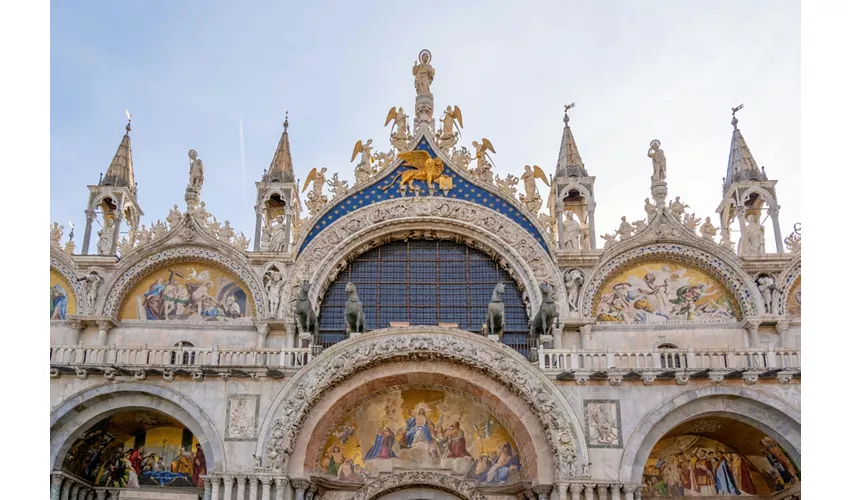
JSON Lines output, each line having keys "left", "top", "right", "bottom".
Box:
{"left": 485, "top": 282, "right": 505, "bottom": 337}
{"left": 295, "top": 281, "right": 319, "bottom": 344}
{"left": 528, "top": 282, "right": 559, "bottom": 362}
{"left": 345, "top": 282, "right": 366, "bottom": 336}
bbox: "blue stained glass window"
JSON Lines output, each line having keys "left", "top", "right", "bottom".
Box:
{"left": 317, "top": 240, "right": 530, "bottom": 353}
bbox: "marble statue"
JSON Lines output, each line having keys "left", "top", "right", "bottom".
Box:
{"left": 351, "top": 139, "right": 374, "bottom": 170}
{"left": 50, "top": 222, "right": 63, "bottom": 247}
{"left": 616, "top": 216, "right": 634, "bottom": 240}
{"left": 757, "top": 275, "right": 778, "bottom": 314}
{"left": 136, "top": 224, "right": 152, "bottom": 246}
{"left": 537, "top": 212, "right": 556, "bottom": 239}
{"left": 644, "top": 198, "right": 656, "bottom": 219}
{"left": 268, "top": 215, "right": 287, "bottom": 252}
{"left": 188, "top": 149, "right": 204, "bottom": 192}
{"left": 193, "top": 201, "right": 212, "bottom": 227}
{"left": 743, "top": 214, "right": 766, "bottom": 255}
{"left": 683, "top": 213, "right": 701, "bottom": 232}
{"left": 80, "top": 271, "right": 103, "bottom": 314}
{"left": 233, "top": 232, "right": 251, "bottom": 252}
{"left": 327, "top": 173, "right": 350, "bottom": 199}
{"left": 601, "top": 233, "right": 617, "bottom": 249}
{"left": 784, "top": 229, "right": 801, "bottom": 253}
{"left": 471, "top": 139, "right": 496, "bottom": 183}
{"left": 207, "top": 217, "right": 222, "bottom": 240}
{"left": 412, "top": 49, "right": 435, "bottom": 96}
{"left": 295, "top": 281, "right": 319, "bottom": 344}
{"left": 648, "top": 139, "right": 666, "bottom": 183}
{"left": 116, "top": 237, "right": 133, "bottom": 256}
{"left": 632, "top": 219, "right": 647, "bottom": 233}
{"left": 494, "top": 174, "right": 519, "bottom": 198}
{"left": 521, "top": 165, "right": 549, "bottom": 201}
{"left": 303, "top": 167, "right": 328, "bottom": 200}
{"left": 63, "top": 239, "right": 76, "bottom": 255}
{"left": 219, "top": 220, "right": 236, "bottom": 243}
{"left": 344, "top": 282, "right": 366, "bottom": 336}
{"left": 373, "top": 150, "right": 397, "bottom": 173}
{"left": 265, "top": 268, "right": 285, "bottom": 319}
{"left": 563, "top": 211, "right": 582, "bottom": 252}
{"left": 564, "top": 269, "right": 584, "bottom": 315}
{"left": 97, "top": 218, "right": 115, "bottom": 255}
{"left": 669, "top": 196, "right": 689, "bottom": 221}
{"left": 450, "top": 146, "right": 473, "bottom": 171}
{"left": 438, "top": 105, "right": 463, "bottom": 149}
{"left": 152, "top": 220, "right": 168, "bottom": 240}
{"left": 485, "top": 283, "right": 505, "bottom": 337}
{"left": 700, "top": 217, "right": 718, "bottom": 240}
{"left": 166, "top": 205, "right": 183, "bottom": 229}
{"left": 385, "top": 107, "right": 410, "bottom": 143}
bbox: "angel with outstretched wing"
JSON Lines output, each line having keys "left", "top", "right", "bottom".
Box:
{"left": 351, "top": 139, "right": 374, "bottom": 165}
{"left": 385, "top": 107, "right": 409, "bottom": 139}
{"left": 521, "top": 164, "right": 549, "bottom": 198}
{"left": 301, "top": 167, "right": 327, "bottom": 196}
{"left": 471, "top": 138, "right": 496, "bottom": 177}
{"left": 439, "top": 105, "right": 463, "bottom": 139}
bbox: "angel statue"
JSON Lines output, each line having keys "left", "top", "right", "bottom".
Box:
{"left": 471, "top": 139, "right": 496, "bottom": 183}
{"left": 412, "top": 49, "right": 435, "bottom": 97}
{"left": 302, "top": 167, "right": 328, "bottom": 199}
{"left": 521, "top": 165, "right": 549, "bottom": 200}
{"left": 648, "top": 139, "right": 666, "bottom": 183}
{"left": 381, "top": 150, "right": 450, "bottom": 195}
{"left": 351, "top": 139, "right": 375, "bottom": 183}
{"left": 188, "top": 149, "right": 204, "bottom": 192}
{"left": 385, "top": 107, "right": 410, "bottom": 147}
{"left": 438, "top": 105, "right": 463, "bottom": 150}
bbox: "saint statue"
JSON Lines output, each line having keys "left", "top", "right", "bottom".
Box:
{"left": 616, "top": 216, "right": 634, "bottom": 240}
{"left": 699, "top": 217, "right": 718, "bottom": 240}
{"left": 188, "top": 149, "right": 204, "bottom": 193}
{"left": 97, "top": 218, "right": 115, "bottom": 255}
{"left": 648, "top": 139, "right": 666, "bottom": 183}
{"left": 563, "top": 211, "right": 582, "bottom": 251}
{"left": 743, "top": 214, "right": 766, "bottom": 255}
{"left": 267, "top": 215, "right": 287, "bottom": 252}
{"left": 412, "top": 50, "right": 435, "bottom": 97}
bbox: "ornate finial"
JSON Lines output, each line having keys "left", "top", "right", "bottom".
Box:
{"left": 283, "top": 111, "right": 289, "bottom": 131}
{"left": 731, "top": 103, "right": 744, "bottom": 129}
{"left": 125, "top": 109, "right": 132, "bottom": 133}
{"left": 564, "top": 102, "right": 575, "bottom": 124}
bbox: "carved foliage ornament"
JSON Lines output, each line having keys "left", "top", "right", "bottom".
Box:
{"left": 353, "top": 471, "right": 486, "bottom": 500}
{"left": 582, "top": 243, "right": 757, "bottom": 318}
{"left": 102, "top": 246, "right": 266, "bottom": 318}
{"left": 264, "top": 329, "right": 580, "bottom": 478}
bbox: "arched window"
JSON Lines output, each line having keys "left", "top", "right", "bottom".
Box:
{"left": 658, "top": 343, "right": 685, "bottom": 369}
{"left": 171, "top": 341, "right": 195, "bottom": 366}
{"left": 318, "top": 240, "right": 530, "bottom": 355}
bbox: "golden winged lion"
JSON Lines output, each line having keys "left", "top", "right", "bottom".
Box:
{"left": 381, "top": 150, "right": 452, "bottom": 193}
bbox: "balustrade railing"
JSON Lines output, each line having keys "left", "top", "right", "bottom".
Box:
{"left": 537, "top": 346, "right": 801, "bottom": 373}
{"left": 49, "top": 344, "right": 311, "bottom": 369}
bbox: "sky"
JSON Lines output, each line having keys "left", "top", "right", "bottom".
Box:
{"left": 49, "top": 0, "right": 801, "bottom": 251}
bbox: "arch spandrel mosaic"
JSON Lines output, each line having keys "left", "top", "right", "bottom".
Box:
{"left": 787, "top": 277, "right": 801, "bottom": 317}
{"left": 594, "top": 261, "right": 740, "bottom": 324}
{"left": 118, "top": 262, "right": 253, "bottom": 322}
{"left": 316, "top": 388, "right": 522, "bottom": 486}
{"left": 50, "top": 269, "right": 76, "bottom": 320}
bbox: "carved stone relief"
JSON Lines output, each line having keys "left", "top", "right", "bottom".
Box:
{"left": 584, "top": 400, "right": 622, "bottom": 449}
{"left": 225, "top": 394, "right": 260, "bottom": 441}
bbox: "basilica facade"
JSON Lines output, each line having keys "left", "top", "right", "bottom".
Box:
{"left": 50, "top": 51, "right": 801, "bottom": 500}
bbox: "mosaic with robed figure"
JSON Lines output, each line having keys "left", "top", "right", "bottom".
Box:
{"left": 118, "top": 262, "right": 252, "bottom": 322}
{"left": 595, "top": 261, "right": 739, "bottom": 323}
{"left": 316, "top": 388, "right": 522, "bottom": 486}
{"left": 50, "top": 269, "right": 76, "bottom": 320}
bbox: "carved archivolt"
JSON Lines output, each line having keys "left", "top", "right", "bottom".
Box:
{"left": 101, "top": 245, "right": 267, "bottom": 319}
{"left": 282, "top": 197, "right": 566, "bottom": 322}
{"left": 259, "top": 328, "right": 585, "bottom": 479}
{"left": 777, "top": 257, "right": 801, "bottom": 317}
{"left": 581, "top": 243, "right": 760, "bottom": 319}
{"left": 353, "top": 471, "right": 487, "bottom": 500}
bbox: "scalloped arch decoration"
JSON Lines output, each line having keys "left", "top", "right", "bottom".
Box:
{"left": 582, "top": 244, "right": 757, "bottom": 319}
{"left": 102, "top": 246, "right": 266, "bottom": 319}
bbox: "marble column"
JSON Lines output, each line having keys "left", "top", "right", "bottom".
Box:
{"left": 556, "top": 483, "right": 568, "bottom": 500}
{"left": 222, "top": 474, "right": 234, "bottom": 500}
{"left": 596, "top": 484, "right": 609, "bottom": 500}
{"left": 257, "top": 323, "right": 269, "bottom": 349}
{"left": 68, "top": 483, "right": 78, "bottom": 500}
{"left": 291, "top": 479, "right": 310, "bottom": 500}
{"left": 261, "top": 477, "right": 272, "bottom": 500}
{"left": 556, "top": 202, "right": 565, "bottom": 250}
{"left": 568, "top": 483, "right": 582, "bottom": 500}
{"left": 580, "top": 324, "right": 592, "bottom": 350}
{"left": 203, "top": 477, "right": 213, "bottom": 500}
{"left": 82, "top": 209, "right": 95, "bottom": 255}
{"left": 211, "top": 476, "right": 222, "bottom": 500}
{"left": 609, "top": 484, "right": 621, "bottom": 500}
{"left": 249, "top": 476, "right": 260, "bottom": 500}
{"left": 110, "top": 195, "right": 124, "bottom": 255}
{"left": 282, "top": 208, "right": 293, "bottom": 253}
{"left": 274, "top": 477, "right": 288, "bottom": 500}
{"left": 777, "top": 320, "right": 794, "bottom": 349}
{"left": 623, "top": 484, "right": 637, "bottom": 500}
{"left": 533, "top": 484, "right": 553, "bottom": 500}
{"left": 95, "top": 490, "right": 106, "bottom": 500}
{"left": 254, "top": 209, "right": 263, "bottom": 252}
{"left": 587, "top": 203, "right": 597, "bottom": 250}
{"left": 50, "top": 474, "right": 64, "bottom": 500}
{"left": 583, "top": 484, "right": 596, "bottom": 500}
{"left": 769, "top": 206, "right": 783, "bottom": 254}
{"left": 236, "top": 475, "right": 247, "bottom": 500}
{"left": 735, "top": 206, "right": 748, "bottom": 255}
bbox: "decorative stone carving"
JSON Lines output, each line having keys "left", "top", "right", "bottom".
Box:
{"left": 295, "top": 281, "right": 319, "bottom": 343}
{"left": 616, "top": 217, "right": 634, "bottom": 241}
{"left": 262, "top": 328, "right": 581, "bottom": 477}
{"left": 353, "top": 472, "right": 486, "bottom": 500}
{"left": 632, "top": 219, "right": 647, "bottom": 233}
{"left": 267, "top": 215, "right": 288, "bottom": 252}
{"left": 495, "top": 173, "right": 519, "bottom": 199}
{"left": 563, "top": 212, "right": 582, "bottom": 251}
{"left": 136, "top": 224, "right": 152, "bottom": 246}
{"left": 563, "top": 269, "right": 584, "bottom": 317}
{"left": 51, "top": 222, "right": 63, "bottom": 247}
{"left": 226, "top": 394, "right": 260, "bottom": 441}
{"left": 757, "top": 275, "right": 778, "bottom": 314}
{"left": 264, "top": 266, "right": 286, "bottom": 319}
{"left": 682, "top": 213, "right": 701, "bottom": 233}
{"left": 642, "top": 373, "right": 657, "bottom": 386}
{"left": 699, "top": 217, "right": 718, "bottom": 241}
{"left": 233, "top": 232, "right": 251, "bottom": 253}
{"left": 471, "top": 139, "right": 496, "bottom": 184}
{"left": 585, "top": 400, "right": 622, "bottom": 448}
{"left": 192, "top": 201, "right": 212, "bottom": 228}
{"left": 373, "top": 150, "right": 397, "bottom": 173}
{"left": 97, "top": 218, "right": 116, "bottom": 255}
{"left": 166, "top": 204, "right": 183, "bottom": 229}
{"left": 741, "top": 214, "right": 766, "bottom": 256}
{"left": 601, "top": 233, "right": 617, "bottom": 249}
{"left": 784, "top": 225, "right": 801, "bottom": 253}
{"left": 219, "top": 220, "right": 236, "bottom": 244}
{"left": 80, "top": 270, "right": 103, "bottom": 315}
{"left": 450, "top": 146, "right": 473, "bottom": 171}
{"left": 668, "top": 197, "right": 688, "bottom": 222}
{"left": 648, "top": 139, "right": 666, "bottom": 183}
{"left": 644, "top": 198, "right": 656, "bottom": 220}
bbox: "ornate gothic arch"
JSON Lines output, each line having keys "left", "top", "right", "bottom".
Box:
{"left": 50, "top": 382, "right": 227, "bottom": 473}
{"left": 283, "top": 197, "right": 567, "bottom": 321}
{"left": 50, "top": 248, "right": 84, "bottom": 312}
{"left": 579, "top": 209, "right": 761, "bottom": 318}
{"left": 777, "top": 255, "right": 801, "bottom": 316}
{"left": 618, "top": 385, "right": 801, "bottom": 484}
{"left": 352, "top": 472, "right": 487, "bottom": 500}
{"left": 257, "top": 328, "right": 586, "bottom": 480}
{"left": 99, "top": 214, "right": 267, "bottom": 319}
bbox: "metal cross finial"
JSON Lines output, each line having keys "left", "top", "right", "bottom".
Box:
{"left": 284, "top": 110, "right": 289, "bottom": 131}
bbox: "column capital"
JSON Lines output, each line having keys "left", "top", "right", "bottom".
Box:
{"left": 236, "top": 474, "right": 248, "bottom": 484}
{"left": 532, "top": 485, "right": 553, "bottom": 496}
{"left": 568, "top": 483, "right": 583, "bottom": 493}
{"left": 291, "top": 478, "right": 312, "bottom": 491}
{"left": 259, "top": 475, "right": 274, "bottom": 486}
{"left": 623, "top": 484, "right": 638, "bottom": 493}
{"left": 583, "top": 483, "right": 597, "bottom": 492}
{"left": 776, "top": 319, "right": 791, "bottom": 333}
{"left": 275, "top": 476, "right": 290, "bottom": 487}
{"left": 768, "top": 205, "right": 781, "bottom": 217}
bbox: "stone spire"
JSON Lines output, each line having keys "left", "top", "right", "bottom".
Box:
{"left": 555, "top": 103, "right": 587, "bottom": 178}
{"left": 265, "top": 112, "right": 295, "bottom": 183}
{"left": 100, "top": 117, "right": 136, "bottom": 193}
{"left": 724, "top": 104, "right": 765, "bottom": 189}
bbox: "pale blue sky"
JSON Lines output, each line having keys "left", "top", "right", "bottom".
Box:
{"left": 50, "top": 0, "right": 800, "bottom": 250}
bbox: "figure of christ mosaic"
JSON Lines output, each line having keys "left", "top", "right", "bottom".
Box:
{"left": 317, "top": 388, "right": 522, "bottom": 485}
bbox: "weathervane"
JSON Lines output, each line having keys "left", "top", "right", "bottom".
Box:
{"left": 731, "top": 103, "right": 743, "bottom": 129}
{"left": 564, "top": 102, "right": 575, "bottom": 123}
{"left": 125, "top": 109, "right": 132, "bottom": 132}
